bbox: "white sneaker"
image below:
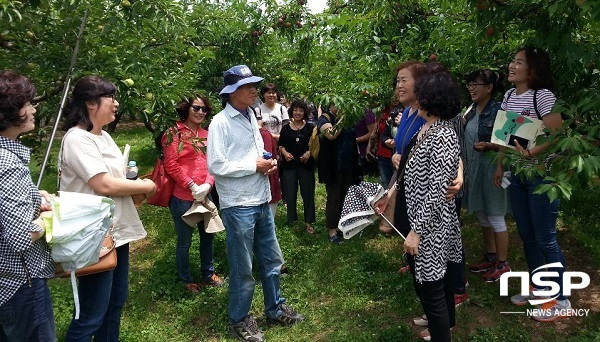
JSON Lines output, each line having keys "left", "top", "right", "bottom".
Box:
{"left": 510, "top": 286, "right": 549, "bottom": 306}
{"left": 532, "top": 299, "right": 573, "bottom": 322}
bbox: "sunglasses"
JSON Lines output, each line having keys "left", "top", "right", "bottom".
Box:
{"left": 191, "top": 105, "right": 208, "bottom": 113}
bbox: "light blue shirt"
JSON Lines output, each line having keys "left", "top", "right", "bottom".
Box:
{"left": 207, "top": 103, "right": 270, "bottom": 209}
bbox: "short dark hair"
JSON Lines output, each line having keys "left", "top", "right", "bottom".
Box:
{"left": 175, "top": 95, "right": 213, "bottom": 120}
{"left": 0, "top": 70, "right": 36, "bottom": 132}
{"left": 260, "top": 83, "right": 278, "bottom": 96}
{"left": 424, "top": 61, "right": 450, "bottom": 75}
{"left": 287, "top": 99, "right": 309, "bottom": 121}
{"left": 63, "top": 75, "right": 116, "bottom": 131}
{"left": 465, "top": 69, "right": 501, "bottom": 94}
{"left": 517, "top": 46, "right": 554, "bottom": 91}
{"left": 394, "top": 61, "right": 428, "bottom": 83}
{"left": 414, "top": 73, "right": 461, "bottom": 120}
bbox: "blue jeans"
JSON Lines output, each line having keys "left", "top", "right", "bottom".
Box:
{"left": 0, "top": 278, "right": 56, "bottom": 342}
{"left": 221, "top": 203, "right": 285, "bottom": 323}
{"left": 168, "top": 196, "right": 215, "bottom": 283}
{"left": 510, "top": 174, "right": 566, "bottom": 299}
{"left": 65, "top": 244, "right": 130, "bottom": 342}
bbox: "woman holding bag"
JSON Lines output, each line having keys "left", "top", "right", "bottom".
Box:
{"left": 496, "top": 47, "right": 569, "bottom": 322}
{"left": 60, "top": 75, "right": 156, "bottom": 341}
{"left": 162, "top": 95, "right": 223, "bottom": 293}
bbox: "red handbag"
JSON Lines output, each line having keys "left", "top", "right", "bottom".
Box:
{"left": 145, "top": 156, "right": 174, "bottom": 207}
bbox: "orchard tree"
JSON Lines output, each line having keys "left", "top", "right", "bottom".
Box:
{"left": 1, "top": 0, "right": 599, "bottom": 199}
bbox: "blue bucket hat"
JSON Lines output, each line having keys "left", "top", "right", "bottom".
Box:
{"left": 219, "top": 65, "right": 264, "bottom": 98}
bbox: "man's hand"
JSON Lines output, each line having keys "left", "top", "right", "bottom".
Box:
{"left": 257, "top": 158, "right": 277, "bottom": 175}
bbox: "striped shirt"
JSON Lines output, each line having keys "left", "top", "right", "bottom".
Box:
{"left": 0, "top": 136, "right": 54, "bottom": 306}
{"left": 501, "top": 88, "right": 557, "bottom": 167}
{"left": 500, "top": 88, "right": 556, "bottom": 119}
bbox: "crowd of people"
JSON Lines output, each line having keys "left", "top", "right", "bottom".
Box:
{"left": 0, "top": 45, "right": 573, "bottom": 342}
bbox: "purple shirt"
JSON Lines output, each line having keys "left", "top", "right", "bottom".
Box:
{"left": 354, "top": 109, "right": 376, "bottom": 156}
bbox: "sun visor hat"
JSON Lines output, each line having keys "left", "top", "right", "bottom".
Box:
{"left": 219, "top": 65, "right": 264, "bottom": 97}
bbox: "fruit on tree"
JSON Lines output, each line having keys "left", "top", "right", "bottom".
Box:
{"left": 121, "top": 0, "right": 131, "bottom": 8}
{"left": 145, "top": 93, "right": 154, "bottom": 101}
{"left": 486, "top": 26, "right": 495, "bottom": 36}
{"left": 429, "top": 54, "right": 437, "bottom": 61}
{"left": 475, "top": 0, "right": 491, "bottom": 10}
{"left": 284, "top": 22, "right": 291, "bottom": 28}
{"left": 124, "top": 78, "right": 134, "bottom": 87}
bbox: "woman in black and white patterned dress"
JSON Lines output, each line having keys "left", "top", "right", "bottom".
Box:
{"left": 403, "top": 72, "right": 462, "bottom": 342}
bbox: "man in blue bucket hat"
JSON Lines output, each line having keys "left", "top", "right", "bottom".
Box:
{"left": 207, "top": 65, "right": 304, "bottom": 342}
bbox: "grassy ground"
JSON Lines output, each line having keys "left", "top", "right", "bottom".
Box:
{"left": 35, "top": 125, "right": 600, "bottom": 341}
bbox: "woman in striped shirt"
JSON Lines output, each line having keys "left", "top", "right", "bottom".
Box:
{"left": 495, "top": 47, "right": 569, "bottom": 322}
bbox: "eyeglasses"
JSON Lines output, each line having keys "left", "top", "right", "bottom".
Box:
{"left": 191, "top": 105, "right": 208, "bottom": 113}
{"left": 466, "top": 83, "right": 488, "bottom": 89}
{"left": 100, "top": 94, "right": 117, "bottom": 103}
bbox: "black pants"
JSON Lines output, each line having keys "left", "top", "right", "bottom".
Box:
{"left": 325, "top": 172, "right": 355, "bottom": 230}
{"left": 281, "top": 167, "right": 316, "bottom": 225}
{"left": 407, "top": 254, "right": 455, "bottom": 342}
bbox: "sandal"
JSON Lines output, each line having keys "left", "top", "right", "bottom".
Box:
{"left": 413, "top": 314, "right": 428, "bottom": 327}
{"left": 185, "top": 283, "right": 200, "bottom": 293}
{"left": 399, "top": 264, "right": 411, "bottom": 273}
{"left": 306, "top": 224, "right": 315, "bottom": 234}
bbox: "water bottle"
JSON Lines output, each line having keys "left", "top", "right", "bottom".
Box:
{"left": 126, "top": 160, "right": 139, "bottom": 180}
{"left": 262, "top": 152, "right": 272, "bottom": 160}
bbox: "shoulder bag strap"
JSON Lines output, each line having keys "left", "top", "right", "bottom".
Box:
{"left": 396, "top": 125, "right": 444, "bottom": 185}
{"left": 532, "top": 89, "right": 542, "bottom": 120}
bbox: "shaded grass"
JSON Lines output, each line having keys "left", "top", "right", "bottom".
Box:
{"left": 38, "top": 125, "right": 600, "bottom": 341}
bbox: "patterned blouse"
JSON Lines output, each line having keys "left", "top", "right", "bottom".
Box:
{"left": 0, "top": 136, "right": 54, "bottom": 306}
{"left": 404, "top": 120, "right": 462, "bottom": 283}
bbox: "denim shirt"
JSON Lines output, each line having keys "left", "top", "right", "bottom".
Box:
{"left": 464, "top": 100, "right": 501, "bottom": 143}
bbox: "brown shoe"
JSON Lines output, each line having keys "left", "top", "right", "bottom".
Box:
{"left": 201, "top": 274, "right": 224, "bottom": 287}
{"left": 185, "top": 283, "right": 200, "bottom": 293}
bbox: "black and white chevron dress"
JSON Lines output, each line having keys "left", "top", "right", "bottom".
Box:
{"left": 404, "top": 121, "right": 462, "bottom": 283}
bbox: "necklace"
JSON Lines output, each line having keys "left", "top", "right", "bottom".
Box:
{"left": 291, "top": 120, "right": 304, "bottom": 142}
